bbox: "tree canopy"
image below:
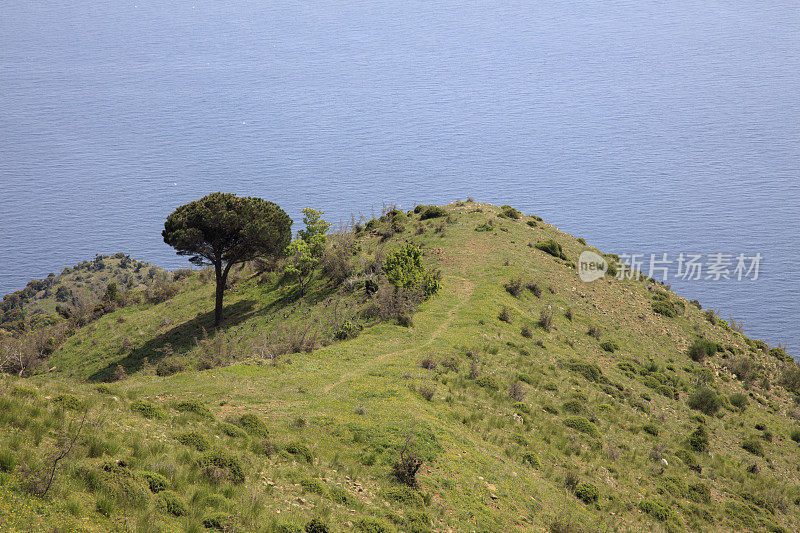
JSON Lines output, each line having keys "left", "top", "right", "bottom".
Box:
{"left": 162, "top": 192, "right": 291, "bottom": 326}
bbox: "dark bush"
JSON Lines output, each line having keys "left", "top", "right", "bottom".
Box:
{"left": 688, "top": 482, "right": 711, "bottom": 504}
{"left": 688, "top": 339, "right": 718, "bottom": 362}
{"left": 233, "top": 413, "right": 269, "bottom": 437}
{"left": 688, "top": 426, "right": 709, "bottom": 452}
{"left": 780, "top": 366, "right": 800, "bottom": 394}
{"left": 563, "top": 416, "right": 601, "bottom": 438}
{"left": 285, "top": 443, "right": 313, "bottom": 463}
{"left": 130, "top": 400, "right": 164, "bottom": 419}
{"left": 498, "top": 307, "right": 512, "bottom": 323}
{"left": 643, "top": 423, "right": 659, "bottom": 436}
{"left": 155, "top": 359, "right": 185, "bottom": 377}
{"left": 419, "top": 206, "right": 446, "bottom": 220}
{"left": 652, "top": 300, "right": 679, "bottom": 318}
{"left": 729, "top": 393, "right": 749, "bottom": 410}
{"left": 139, "top": 471, "right": 168, "bottom": 493}
{"left": 218, "top": 422, "right": 246, "bottom": 438}
{"left": 202, "top": 512, "right": 233, "bottom": 530}
{"left": 574, "top": 482, "right": 598, "bottom": 504}
{"left": 393, "top": 445, "right": 423, "bottom": 487}
{"left": 587, "top": 325, "right": 602, "bottom": 340}
{"left": 769, "top": 346, "right": 794, "bottom": 364}
{"left": 526, "top": 281, "right": 542, "bottom": 298}
{"left": 475, "top": 375, "right": 500, "bottom": 391}
{"left": 599, "top": 341, "right": 619, "bottom": 353}
{"left": 156, "top": 490, "right": 188, "bottom": 516}
{"left": 0, "top": 450, "right": 15, "bottom": 473}
{"left": 504, "top": 278, "right": 524, "bottom": 297}
{"left": 196, "top": 450, "right": 245, "bottom": 484}
{"left": 741, "top": 437, "right": 764, "bottom": 456}
{"left": 176, "top": 431, "right": 211, "bottom": 451}
{"left": 727, "top": 357, "right": 755, "bottom": 381}
{"left": 173, "top": 399, "right": 213, "bottom": 418}
{"left": 500, "top": 205, "right": 522, "bottom": 219}
{"left": 535, "top": 239, "right": 568, "bottom": 260}
{"left": 688, "top": 387, "right": 721, "bottom": 415}
{"left": 538, "top": 307, "right": 554, "bottom": 332}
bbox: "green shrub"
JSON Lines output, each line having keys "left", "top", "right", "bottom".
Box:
{"left": 643, "top": 423, "right": 659, "bottom": 436}
{"left": 652, "top": 300, "right": 679, "bottom": 318}
{"left": 139, "top": 471, "right": 168, "bottom": 493}
{"left": 419, "top": 206, "right": 446, "bottom": 220}
{"left": 729, "top": 393, "right": 748, "bottom": 410}
{"left": 688, "top": 482, "right": 711, "bottom": 504}
{"left": 790, "top": 429, "right": 800, "bottom": 443}
{"left": 563, "top": 416, "right": 601, "bottom": 439}
{"left": 562, "top": 399, "right": 584, "bottom": 414}
{"left": 497, "top": 307, "right": 511, "bottom": 323}
{"left": 658, "top": 476, "right": 687, "bottom": 498}
{"left": 521, "top": 451, "right": 541, "bottom": 468}
{"left": 0, "top": 450, "right": 15, "bottom": 473}
{"left": 475, "top": 375, "right": 500, "bottom": 391}
{"left": 566, "top": 360, "right": 603, "bottom": 382}
{"left": 406, "top": 511, "right": 431, "bottom": 531}
{"left": 689, "top": 426, "right": 709, "bottom": 452}
{"left": 173, "top": 399, "right": 213, "bottom": 418}
{"left": 500, "top": 205, "right": 522, "bottom": 219}
{"left": 354, "top": 517, "right": 388, "bottom": 533}
{"left": 305, "top": 518, "right": 330, "bottom": 533}
{"left": 203, "top": 512, "right": 233, "bottom": 530}
{"left": 233, "top": 413, "right": 269, "bottom": 437}
{"left": 535, "top": 239, "right": 568, "bottom": 260}
{"left": 53, "top": 394, "right": 82, "bottom": 410}
{"left": 329, "top": 486, "right": 356, "bottom": 506}
{"left": 741, "top": 437, "right": 764, "bottom": 456}
{"left": 769, "top": 346, "right": 793, "bottom": 364}
{"left": 504, "top": 278, "right": 523, "bottom": 297}
{"left": 300, "top": 478, "right": 327, "bottom": 496}
{"left": 155, "top": 359, "right": 184, "bottom": 377}
{"left": 196, "top": 450, "right": 245, "bottom": 484}
{"left": 156, "top": 490, "right": 187, "bottom": 516}
{"left": 688, "top": 387, "right": 721, "bottom": 415}
{"left": 219, "top": 422, "right": 247, "bottom": 438}
{"left": 599, "top": 341, "right": 619, "bottom": 353}
{"left": 574, "top": 482, "right": 598, "bottom": 504}
{"left": 285, "top": 443, "right": 313, "bottom": 463}
{"left": 638, "top": 500, "right": 673, "bottom": 521}
{"left": 513, "top": 402, "right": 532, "bottom": 415}
{"left": 176, "top": 431, "right": 211, "bottom": 451}
{"left": 688, "top": 338, "right": 719, "bottom": 362}
{"left": 130, "top": 399, "right": 164, "bottom": 419}
{"left": 674, "top": 450, "right": 701, "bottom": 472}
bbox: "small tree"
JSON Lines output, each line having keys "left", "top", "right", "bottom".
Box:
{"left": 162, "top": 192, "right": 292, "bottom": 326}
{"left": 383, "top": 243, "right": 441, "bottom": 298}
{"left": 284, "top": 208, "right": 330, "bottom": 296}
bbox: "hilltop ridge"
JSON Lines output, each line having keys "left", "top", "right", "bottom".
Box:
{"left": 1, "top": 200, "right": 799, "bottom": 532}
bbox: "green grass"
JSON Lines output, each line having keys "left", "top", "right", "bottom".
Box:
{"left": 1, "top": 201, "right": 799, "bottom": 532}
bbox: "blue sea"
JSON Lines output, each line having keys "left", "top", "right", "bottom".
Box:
{"left": 1, "top": 1, "right": 798, "bottom": 351}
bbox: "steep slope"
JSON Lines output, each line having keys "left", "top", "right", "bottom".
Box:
{"left": 1, "top": 201, "right": 798, "bottom": 533}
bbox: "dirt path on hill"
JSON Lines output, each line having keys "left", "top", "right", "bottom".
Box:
{"left": 322, "top": 275, "right": 475, "bottom": 393}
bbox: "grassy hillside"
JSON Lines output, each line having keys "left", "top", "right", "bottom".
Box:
{"left": 1, "top": 201, "right": 799, "bottom": 533}
{"left": 0, "top": 253, "right": 169, "bottom": 333}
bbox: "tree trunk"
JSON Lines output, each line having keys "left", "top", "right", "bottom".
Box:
{"left": 214, "top": 261, "right": 233, "bottom": 327}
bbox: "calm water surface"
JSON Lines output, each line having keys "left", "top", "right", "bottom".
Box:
{"left": 1, "top": 1, "right": 798, "bottom": 350}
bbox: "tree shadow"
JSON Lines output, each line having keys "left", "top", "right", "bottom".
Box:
{"left": 88, "top": 299, "right": 256, "bottom": 382}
